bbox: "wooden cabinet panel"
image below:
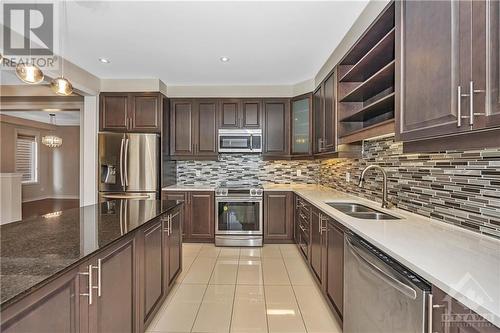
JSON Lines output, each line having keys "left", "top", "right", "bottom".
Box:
{"left": 92, "top": 237, "right": 136, "bottom": 333}
{"left": 263, "top": 99, "right": 290, "bottom": 156}
{"left": 189, "top": 192, "right": 215, "bottom": 240}
{"left": 264, "top": 191, "right": 293, "bottom": 242}
{"left": 242, "top": 100, "right": 261, "bottom": 128}
{"left": 162, "top": 191, "right": 189, "bottom": 238}
{"left": 310, "top": 208, "right": 323, "bottom": 283}
{"left": 219, "top": 99, "right": 241, "bottom": 128}
{"left": 171, "top": 100, "right": 195, "bottom": 156}
{"left": 396, "top": 1, "right": 469, "bottom": 141}
{"left": 100, "top": 94, "right": 129, "bottom": 131}
{"left": 167, "top": 208, "right": 182, "bottom": 284}
{"left": 0, "top": 267, "right": 81, "bottom": 333}
{"left": 326, "top": 222, "right": 344, "bottom": 316}
{"left": 323, "top": 73, "right": 336, "bottom": 151}
{"left": 313, "top": 86, "right": 323, "bottom": 154}
{"left": 196, "top": 100, "right": 218, "bottom": 156}
{"left": 143, "top": 220, "right": 164, "bottom": 322}
{"left": 130, "top": 94, "right": 161, "bottom": 132}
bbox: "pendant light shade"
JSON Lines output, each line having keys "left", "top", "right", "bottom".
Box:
{"left": 42, "top": 114, "right": 63, "bottom": 148}
{"left": 15, "top": 62, "right": 44, "bottom": 84}
{"left": 50, "top": 77, "right": 73, "bottom": 96}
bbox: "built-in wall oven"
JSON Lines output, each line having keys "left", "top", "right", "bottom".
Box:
{"left": 218, "top": 129, "right": 262, "bottom": 153}
{"left": 215, "top": 183, "right": 263, "bottom": 246}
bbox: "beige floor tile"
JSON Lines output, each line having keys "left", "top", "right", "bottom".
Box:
{"left": 183, "top": 257, "right": 217, "bottom": 284}
{"left": 239, "top": 247, "right": 261, "bottom": 260}
{"left": 279, "top": 245, "right": 302, "bottom": 259}
{"left": 262, "top": 258, "right": 290, "bottom": 286}
{"left": 219, "top": 247, "right": 241, "bottom": 259}
{"left": 183, "top": 243, "right": 203, "bottom": 257}
{"left": 210, "top": 259, "right": 239, "bottom": 285}
{"left": 283, "top": 258, "right": 315, "bottom": 286}
{"left": 198, "top": 244, "right": 221, "bottom": 258}
{"left": 177, "top": 256, "right": 196, "bottom": 283}
{"left": 146, "top": 282, "right": 183, "bottom": 331}
{"left": 231, "top": 285, "right": 268, "bottom": 333}
{"left": 192, "top": 284, "right": 236, "bottom": 333}
{"left": 293, "top": 285, "right": 342, "bottom": 333}
{"left": 237, "top": 260, "right": 263, "bottom": 285}
{"left": 265, "top": 285, "right": 306, "bottom": 333}
{"left": 153, "top": 284, "right": 207, "bottom": 332}
{"left": 261, "top": 245, "right": 282, "bottom": 258}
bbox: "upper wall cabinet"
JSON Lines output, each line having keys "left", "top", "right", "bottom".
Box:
{"left": 396, "top": 0, "right": 500, "bottom": 150}
{"left": 219, "top": 99, "right": 261, "bottom": 129}
{"left": 337, "top": 2, "right": 395, "bottom": 144}
{"left": 313, "top": 72, "right": 337, "bottom": 155}
{"left": 100, "top": 92, "right": 162, "bottom": 133}
{"left": 170, "top": 99, "right": 218, "bottom": 159}
{"left": 291, "top": 93, "right": 312, "bottom": 156}
{"left": 263, "top": 99, "right": 290, "bottom": 157}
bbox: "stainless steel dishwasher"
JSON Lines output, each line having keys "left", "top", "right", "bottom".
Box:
{"left": 344, "top": 232, "right": 432, "bottom": 333}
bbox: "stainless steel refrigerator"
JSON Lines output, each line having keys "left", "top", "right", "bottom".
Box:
{"left": 98, "top": 133, "right": 161, "bottom": 200}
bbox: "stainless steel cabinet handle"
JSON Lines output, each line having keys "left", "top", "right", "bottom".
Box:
{"left": 79, "top": 264, "right": 93, "bottom": 305}
{"left": 469, "top": 80, "right": 486, "bottom": 126}
{"left": 428, "top": 293, "right": 433, "bottom": 333}
{"left": 124, "top": 138, "right": 129, "bottom": 187}
{"left": 318, "top": 213, "right": 322, "bottom": 234}
{"left": 250, "top": 135, "right": 253, "bottom": 151}
{"left": 96, "top": 259, "right": 102, "bottom": 297}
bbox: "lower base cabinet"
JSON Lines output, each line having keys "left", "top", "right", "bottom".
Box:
{"left": 264, "top": 191, "right": 294, "bottom": 242}
{"left": 0, "top": 206, "right": 183, "bottom": 333}
{"left": 325, "top": 221, "right": 344, "bottom": 318}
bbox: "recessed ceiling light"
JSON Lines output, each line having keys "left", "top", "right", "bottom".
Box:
{"left": 220, "top": 56, "right": 230, "bottom": 63}
{"left": 99, "top": 58, "right": 111, "bottom": 63}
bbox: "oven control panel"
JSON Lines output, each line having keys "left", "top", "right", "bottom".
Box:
{"left": 215, "top": 188, "right": 263, "bottom": 197}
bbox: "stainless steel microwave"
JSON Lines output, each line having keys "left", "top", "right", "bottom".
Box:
{"left": 218, "top": 129, "right": 262, "bottom": 153}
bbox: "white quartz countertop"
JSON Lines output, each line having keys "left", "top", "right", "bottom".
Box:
{"left": 263, "top": 184, "right": 500, "bottom": 327}
{"left": 162, "top": 185, "right": 215, "bottom": 191}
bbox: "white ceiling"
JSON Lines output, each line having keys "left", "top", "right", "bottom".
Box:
{"left": 63, "top": 1, "right": 369, "bottom": 86}
{"left": 0, "top": 111, "right": 80, "bottom": 126}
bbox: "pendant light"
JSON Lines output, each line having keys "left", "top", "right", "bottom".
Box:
{"left": 50, "top": 0, "right": 73, "bottom": 96}
{"left": 42, "top": 114, "right": 63, "bottom": 148}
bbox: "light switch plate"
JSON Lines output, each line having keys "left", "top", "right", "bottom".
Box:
{"left": 346, "top": 172, "right": 351, "bottom": 182}
{"left": 296, "top": 169, "right": 302, "bottom": 177}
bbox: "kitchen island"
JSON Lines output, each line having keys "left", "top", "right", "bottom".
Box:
{"left": 0, "top": 199, "right": 183, "bottom": 333}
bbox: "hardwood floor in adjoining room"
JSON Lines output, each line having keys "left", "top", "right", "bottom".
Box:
{"left": 22, "top": 199, "right": 80, "bottom": 219}
{"left": 146, "top": 243, "right": 342, "bottom": 333}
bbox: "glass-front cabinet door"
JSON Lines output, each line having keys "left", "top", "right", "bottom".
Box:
{"left": 291, "top": 95, "right": 311, "bottom": 155}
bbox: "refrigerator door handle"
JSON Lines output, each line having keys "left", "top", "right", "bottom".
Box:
{"left": 124, "top": 137, "right": 129, "bottom": 187}
{"left": 119, "top": 137, "right": 125, "bottom": 188}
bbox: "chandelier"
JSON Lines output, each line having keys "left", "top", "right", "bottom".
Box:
{"left": 42, "top": 114, "right": 63, "bottom": 148}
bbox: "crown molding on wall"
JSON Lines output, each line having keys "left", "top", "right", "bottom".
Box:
{"left": 100, "top": 78, "right": 168, "bottom": 95}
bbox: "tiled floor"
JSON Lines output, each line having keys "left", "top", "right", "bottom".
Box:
{"left": 147, "top": 243, "right": 342, "bottom": 333}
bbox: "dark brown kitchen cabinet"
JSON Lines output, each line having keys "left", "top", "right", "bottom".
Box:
{"left": 291, "top": 94, "right": 312, "bottom": 156}
{"left": 0, "top": 266, "right": 82, "bottom": 333}
{"left": 396, "top": 0, "right": 500, "bottom": 150}
{"left": 310, "top": 208, "right": 325, "bottom": 283}
{"left": 142, "top": 219, "right": 164, "bottom": 325}
{"left": 313, "top": 73, "right": 336, "bottom": 155}
{"left": 170, "top": 99, "right": 218, "bottom": 159}
{"left": 100, "top": 92, "right": 162, "bottom": 133}
{"left": 219, "top": 99, "right": 261, "bottom": 129}
{"left": 88, "top": 235, "right": 137, "bottom": 333}
{"left": 325, "top": 221, "right": 344, "bottom": 317}
{"left": 294, "top": 196, "right": 311, "bottom": 259}
{"left": 162, "top": 190, "right": 214, "bottom": 242}
{"left": 431, "top": 286, "right": 500, "bottom": 332}
{"left": 263, "top": 99, "right": 290, "bottom": 157}
{"left": 264, "top": 191, "right": 294, "bottom": 242}
{"left": 165, "top": 207, "right": 182, "bottom": 286}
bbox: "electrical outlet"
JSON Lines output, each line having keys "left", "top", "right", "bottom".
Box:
{"left": 346, "top": 172, "right": 351, "bottom": 183}
{"left": 296, "top": 169, "right": 302, "bottom": 177}
{"left": 195, "top": 171, "right": 201, "bottom": 177}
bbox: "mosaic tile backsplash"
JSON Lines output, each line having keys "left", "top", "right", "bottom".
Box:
{"left": 176, "top": 136, "right": 500, "bottom": 239}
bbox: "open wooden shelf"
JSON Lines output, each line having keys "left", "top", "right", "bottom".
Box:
{"left": 339, "top": 28, "right": 395, "bottom": 83}
{"left": 339, "top": 119, "right": 395, "bottom": 144}
{"left": 340, "top": 92, "right": 395, "bottom": 122}
{"left": 339, "top": 61, "right": 395, "bottom": 103}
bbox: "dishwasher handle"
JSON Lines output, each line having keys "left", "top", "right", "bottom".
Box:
{"left": 347, "top": 236, "right": 418, "bottom": 300}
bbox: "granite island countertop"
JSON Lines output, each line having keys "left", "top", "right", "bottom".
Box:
{"left": 263, "top": 184, "right": 500, "bottom": 327}
{"left": 0, "top": 199, "right": 181, "bottom": 308}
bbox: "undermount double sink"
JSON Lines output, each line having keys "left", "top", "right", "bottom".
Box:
{"left": 325, "top": 202, "right": 400, "bottom": 220}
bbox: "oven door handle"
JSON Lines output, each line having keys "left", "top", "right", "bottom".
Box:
{"left": 215, "top": 197, "right": 263, "bottom": 203}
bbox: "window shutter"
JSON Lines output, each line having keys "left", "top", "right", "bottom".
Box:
{"left": 16, "top": 134, "right": 37, "bottom": 183}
